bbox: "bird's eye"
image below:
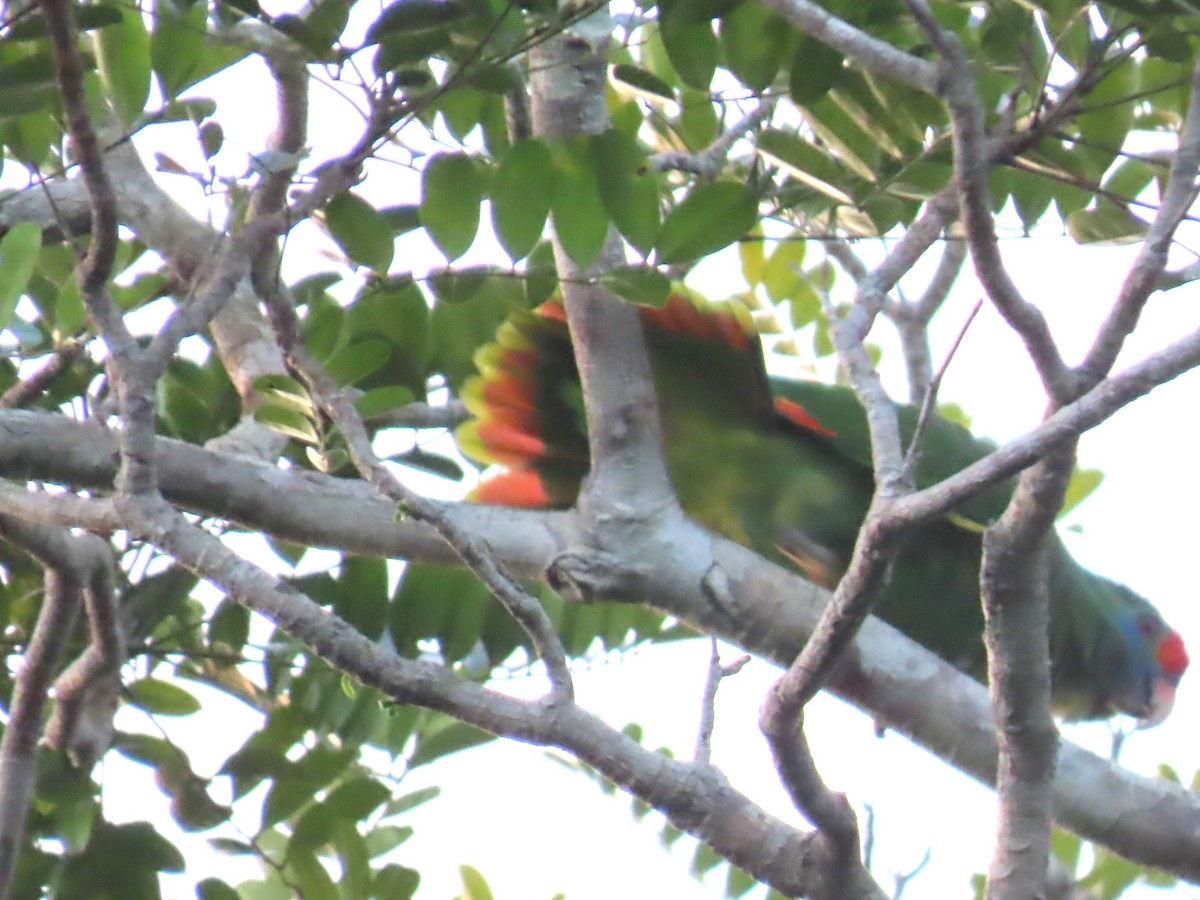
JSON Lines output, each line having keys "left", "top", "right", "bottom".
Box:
{"left": 1136, "top": 614, "right": 1161, "bottom": 640}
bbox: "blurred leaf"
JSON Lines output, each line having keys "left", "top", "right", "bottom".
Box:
{"left": 658, "top": 8, "right": 717, "bottom": 90}
{"left": 325, "top": 338, "right": 392, "bottom": 386}
{"left": 789, "top": 35, "right": 843, "bottom": 104}
{"left": 720, "top": 3, "right": 793, "bottom": 92}
{"left": 92, "top": 4, "right": 152, "bottom": 126}
{"left": 0, "top": 223, "right": 42, "bottom": 329}
{"left": 655, "top": 180, "right": 757, "bottom": 265}
{"left": 758, "top": 129, "right": 854, "bottom": 204}
{"left": 366, "top": 0, "right": 469, "bottom": 43}
{"left": 610, "top": 63, "right": 677, "bottom": 107}
{"left": 600, "top": 265, "right": 670, "bottom": 307}
{"left": 1059, "top": 467, "right": 1103, "bottom": 519}
{"left": 459, "top": 865, "right": 495, "bottom": 900}
{"left": 1065, "top": 202, "right": 1150, "bottom": 245}
{"left": 128, "top": 678, "right": 202, "bottom": 716}
{"left": 357, "top": 385, "right": 415, "bottom": 419}
{"left": 152, "top": 0, "right": 207, "bottom": 99}
{"left": 551, "top": 139, "right": 609, "bottom": 269}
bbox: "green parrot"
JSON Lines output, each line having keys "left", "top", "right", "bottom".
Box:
{"left": 456, "top": 289, "right": 1189, "bottom": 725}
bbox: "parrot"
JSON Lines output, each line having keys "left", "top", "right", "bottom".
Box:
{"left": 455, "top": 289, "right": 1189, "bottom": 725}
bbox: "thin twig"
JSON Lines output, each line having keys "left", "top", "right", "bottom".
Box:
{"left": 694, "top": 638, "right": 749, "bottom": 765}
{"left": 903, "top": 298, "right": 983, "bottom": 479}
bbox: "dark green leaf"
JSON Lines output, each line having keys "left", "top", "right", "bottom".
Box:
{"left": 366, "top": 0, "right": 470, "bottom": 43}
{"left": 789, "top": 35, "right": 843, "bottom": 104}
{"left": 655, "top": 180, "right": 757, "bottom": 265}
{"left": 197, "top": 878, "right": 240, "bottom": 900}
{"left": 390, "top": 446, "right": 464, "bottom": 481}
{"left": 610, "top": 63, "right": 677, "bottom": 107}
{"left": 374, "top": 864, "right": 420, "bottom": 898}
{"left": 719, "top": 3, "right": 793, "bottom": 92}
{"left": 600, "top": 265, "right": 670, "bottom": 307}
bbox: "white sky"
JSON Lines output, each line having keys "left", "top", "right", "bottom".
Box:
{"left": 73, "top": 7, "right": 1200, "bottom": 899}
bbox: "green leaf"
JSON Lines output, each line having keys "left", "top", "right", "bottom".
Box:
{"left": 92, "top": 4, "right": 152, "bottom": 126}
{"left": 757, "top": 128, "right": 854, "bottom": 204}
{"left": 1059, "top": 467, "right": 1103, "bottom": 519}
{"left": 1078, "top": 57, "right": 1140, "bottom": 168}
{"left": 284, "top": 849, "right": 338, "bottom": 900}
{"left": 324, "top": 192, "right": 395, "bottom": 272}
{"left": 1065, "top": 202, "right": 1150, "bottom": 245}
{"left": 390, "top": 446, "right": 464, "bottom": 481}
{"left": 374, "top": 864, "right": 420, "bottom": 898}
{"left": 386, "top": 784, "right": 441, "bottom": 816}
{"left": 8, "top": 4, "right": 123, "bottom": 40}
{"left": 789, "top": 35, "right": 843, "bottom": 104}
{"left": 128, "top": 678, "right": 202, "bottom": 716}
{"left": 334, "top": 556, "right": 389, "bottom": 640}
{"left": 196, "top": 878, "right": 240, "bottom": 900}
{"left": 600, "top": 265, "right": 670, "bottom": 308}
{"left": 720, "top": 3, "right": 793, "bottom": 92}
{"left": 459, "top": 865, "right": 495, "bottom": 900}
{"left": 408, "top": 721, "right": 493, "bottom": 768}
{"left": 739, "top": 227, "right": 765, "bottom": 286}
{"left": 490, "top": 139, "right": 554, "bottom": 262}
{"left": 422, "top": 153, "right": 483, "bottom": 261}
{"left": 324, "top": 338, "right": 391, "bottom": 386}
{"left": 0, "top": 223, "right": 42, "bottom": 329}
{"left": 610, "top": 63, "right": 677, "bottom": 107}
{"left": 152, "top": 0, "right": 207, "bottom": 99}
{"left": 357, "top": 385, "right": 415, "bottom": 418}
{"left": 366, "top": 0, "right": 470, "bottom": 43}
{"left": 593, "top": 129, "right": 660, "bottom": 256}
{"left": 658, "top": 10, "right": 718, "bottom": 90}
{"left": 763, "top": 233, "right": 807, "bottom": 303}
{"left": 253, "top": 374, "right": 316, "bottom": 416}
{"left": 655, "top": 180, "right": 757, "bottom": 265}
{"left": 551, "top": 139, "right": 610, "bottom": 268}
{"left": 254, "top": 405, "right": 320, "bottom": 444}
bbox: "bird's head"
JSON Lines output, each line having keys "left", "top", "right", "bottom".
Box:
{"left": 1104, "top": 584, "right": 1188, "bottom": 727}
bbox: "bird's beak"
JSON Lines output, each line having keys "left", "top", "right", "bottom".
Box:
{"left": 1137, "top": 679, "right": 1177, "bottom": 729}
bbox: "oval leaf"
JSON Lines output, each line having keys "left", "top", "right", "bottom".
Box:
{"left": 128, "top": 678, "right": 202, "bottom": 716}
{"left": 323, "top": 192, "right": 395, "bottom": 272}
{"left": 490, "top": 139, "right": 554, "bottom": 262}
{"left": 421, "top": 153, "right": 483, "bottom": 261}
